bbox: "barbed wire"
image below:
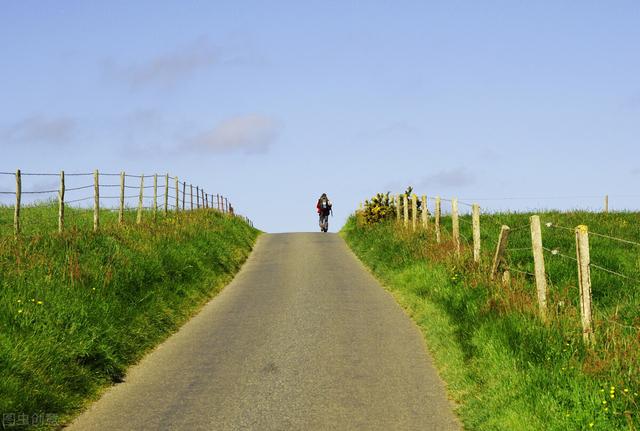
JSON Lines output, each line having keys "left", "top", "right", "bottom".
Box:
{"left": 459, "top": 195, "right": 616, "bottom": 201}
{"left": 543, "top": 246, "right": 577, "bottom": 262}
{"left": 505, "top": 266, "right": 535, "bottom": 277}
{"left": 66, "top": 185, "right": 94, "bottom": 192}
{"left": 22, "top": 189, "right": 58, "bottom": 194}
{"left": 588, "top": 231, "right": 640, "bottom": 247}
{"left": 66, "top": 196, "right": 94, "bottom": 204}
{"left": 543, "top": 246, "right": 638, "bottom": 283}
{"left": 545, "top": 222, "right": 640, "bottom": 247}
{"left": 589, "top": 263, "right": 640, "bottom": 283}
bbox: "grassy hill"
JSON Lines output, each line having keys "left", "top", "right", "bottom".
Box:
{"left": 0, "top": 204, "right": 259, "bottom": 428}
{"left": 342, "top": 210, "right": 639, "bottom": 430}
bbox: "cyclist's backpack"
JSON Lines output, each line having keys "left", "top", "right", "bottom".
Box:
{"left": 320, "top": 198, "right": 330, "bottom": 210}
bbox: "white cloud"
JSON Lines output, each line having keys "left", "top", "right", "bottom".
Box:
{"left": 106, "top": 37, "right": 219, "bottom": 90}
{"left": 188, "top": 114, "right": 281, "bottom": 154}
{"left": 1, "top": 115, "right": 77, "bottom": 146}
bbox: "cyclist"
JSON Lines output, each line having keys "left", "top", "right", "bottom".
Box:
{"left": 316, "top": 193, "right": 333, "bottom": 232}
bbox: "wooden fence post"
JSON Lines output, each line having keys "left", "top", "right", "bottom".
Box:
{"left": 202, "top": 189, "right": 206, "bottom": 209}
{"left": 396, "top": 194, "right": 401, "bottom": 221}
{"left": 182, "top": 181, "right": 186, "bottom": 210}
{"left": 604, "top": 195, "right": 608, "bottom": 213}
{"left": 403, "top": 195, "right": 409, "bottom": 228}
{"left": 175, "top": 177, "right": 179, "bottom": 212}
{"left": 451, "top": 198, "right": 460, "bottom": 257}
{"left": 58, "top": 170, "right": 65, "bottom": 233}
{"left": 530, "top": 215, "right": 548, "bottom": 320}
{"left": 119, "top": 172, "right": 125, "bottom": 224}
{"left": 216, "top": 194, "right": 220, "bottom": 211}
{"left": 14, "top": 169, "right": 21, "bottom": 236}
{"left": 225, "top": 197, "right": 229, "bottom": 213}
{"left": 435, "top": 196, "right": 441, "bottom": 243}
{"left": 196, "top": 186, "right": 200, "bottom": 209}
{"left": 93, "top": 170, "right": 100, "bottom": 232}
{"left": 472, "top": 203, "right": 481, "bottom": 263}
{"left": 491, "top": 225, "right": 511, "bottom": 280}
{"left": 137, "top": 175, "right": 144, "bottom": 224}
{"left": 153, "top": 174, "right": 158, "bottom": 219}
{"left": 164, "top": 174, "right": 169, "bottom": 215}
{"left": 421, "top": 195, "right": 428, "bottom": 229}
{"left": 576, "top": 225, "right": 595, "bottom": 344}
{"left": 411, "top": 194, "right": 418, "bottom": 231}
{"left": 190, "top": 184, "right": 194, "bottom": 210}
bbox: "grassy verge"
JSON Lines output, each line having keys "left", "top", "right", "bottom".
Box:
{"left": 341, "top": 213, "right": 639, "bottom": 430}
{"left": 0, "top": 205, "right": 259, "bottom": 429}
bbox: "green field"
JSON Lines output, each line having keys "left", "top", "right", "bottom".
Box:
{"left": 342, "top": 210, "right": 639, "bottom": 430}
{"left": 0, "top": 204, "right": 259, "bottom": 428}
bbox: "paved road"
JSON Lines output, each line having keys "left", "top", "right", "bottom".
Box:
{"left": 68, "top": 233, "right": 460, "bottom": 431}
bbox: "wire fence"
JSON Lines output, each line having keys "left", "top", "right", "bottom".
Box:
{"left": 0, "top": 169, "right": 255, "bottom": 235}
{"left": 358, "top": 191, "right": 640, "bottom": 342}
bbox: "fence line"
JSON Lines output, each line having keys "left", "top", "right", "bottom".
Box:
{"left": 359, "top": 190, "right": 638, "bottom": 345}
{"left": 1, "top": 169, "right": 255, "bottom": 234}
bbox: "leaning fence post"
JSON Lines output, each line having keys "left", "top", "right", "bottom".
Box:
{"left": 421, "top": 195, "right": 428, "bottom": 230}
{"left": 435, "top": 196, "right": 441, "bottom": 243}
{"left": 576, "top": 225, "right": 595, "bottom": 345}
{"left": 491, "top": 225, "right": 511, "bottom": 280}
{"left": 93, "top": 170, "right": 100, "bottom": 232}
{"left": 58, "top": 170, "right": 65, "bottom": 233}
{"left": 137, "top": 175, "right": 144, "bottom": 224}
{"left": 530, "top": 215, "right": 548, "bottom": 321}
{"left": 472, "top": 203, "right": 481, "bottom": 263}
{"left": 119, "top": 172, "right": 125, "bottom": 224}
{"left": 164, "top": 174, "right": 169, "bottom": 215}
{"left": 411, "top": 194, "right": 418, "bottom": 231}
{"left": 403, "top": 195, "right": 409, "bottom": 228}
{"left": 14, "top": 169, "right": 21, "bottom": 236}
{"left": 451, "top": 198, "right": 460, "bottom": 257}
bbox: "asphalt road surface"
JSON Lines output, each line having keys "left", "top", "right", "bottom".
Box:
{"left": 68, "top": 233, "right": 460, "bottom": 431}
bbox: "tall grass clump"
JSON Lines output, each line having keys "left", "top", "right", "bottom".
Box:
{"left": 0, "top": 204, "right": 259, "bottom": 428}
{"left": 342, "top": 209, "right": 639, "bottom": 430}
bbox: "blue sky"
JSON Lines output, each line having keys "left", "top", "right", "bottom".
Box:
{"left": 1, "top": 1, "right": 639, "bottom": 232}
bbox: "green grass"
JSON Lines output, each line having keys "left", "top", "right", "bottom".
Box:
{"left": 342, "top": 211, "right": 639, "bottom": 430}
{"left": 0, "top": 204, "right": 259, "bottom": 429}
